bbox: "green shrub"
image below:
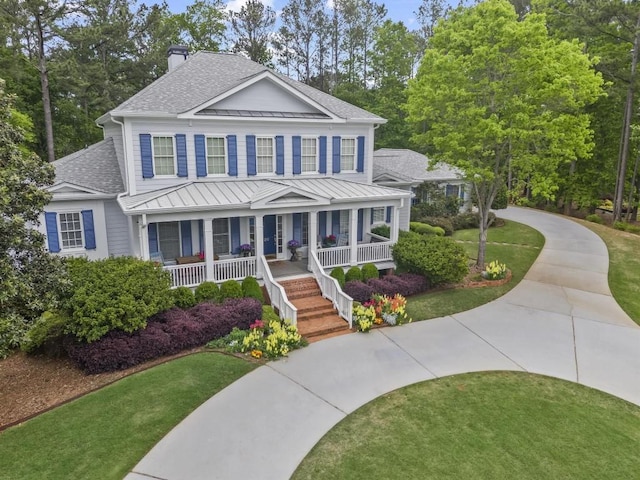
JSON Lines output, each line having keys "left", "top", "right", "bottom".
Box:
{"left": 262, "top": 305, "right": 280, "bottom": 323}
{"left": 172, "top": 286, "right": 196, "bottom": 309}
{"left": 361, "top": 263, "right": 379, "bottom": 282}
{"left": 614, "top": 221, "right": 640, "bottom": 234}
{"left": 410, "top": 222, "right": 445, "bottom": 236}
{"left": 345, "top": 266, "right": 363, "bottom": 283}
{"left": 242, "top": 276, "right": 265, "bottom": 303}
{"left": 586, "top": 214, "right": 604, "bottom": 224}
{"left": 412, "top": 182, "right": 462, "bottom": 217}
{"left": 330, "top": 267, "right": 345, "bottom": 288}
{"left": 392, "top": 231, "right": 468, "bottom": 286}
{"left": 370, "top": 224, "right": 390, "bottom": 238}
{"left": 413, "top": 216, "right": 454, "bottom": 236}
{"left": 219, "top": 280, "right": 243, "bottom": 301}
{"left": 21, "top": 311, "right": 70, "bottom": 354}
{"left": 451, "top": 212, "right": 498, "bottom": 231}
{"left": 0, "top": 314, "right": 29, "bottom": 359}
{"left": 195, "top": 281, "right": 219, "bottom": 303}
{"left": 63, "top": 257, "right": 173, "bottom": 343}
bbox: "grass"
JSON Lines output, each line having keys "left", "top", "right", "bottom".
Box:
{"left": 293, "top": 372, "right": 640, "bottom": 480}
{"left": 406, "top": 220, "right": 544, "bottom": 321}
{"left": 575, "top": 219, "right": 640, "bottom": 324}
{"left": 0, "top": 352, "right": 255, "bottom": 480}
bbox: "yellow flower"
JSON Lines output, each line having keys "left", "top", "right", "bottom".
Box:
{"left": 251, "top": 349, "right": 263, "bottom": 358}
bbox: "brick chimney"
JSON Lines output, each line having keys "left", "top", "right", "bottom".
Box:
{"left": 167, "top": 45, "right": 188, "bottom": 71}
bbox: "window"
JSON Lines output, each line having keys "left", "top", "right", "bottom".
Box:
{"left": 59, "top": 212, "right": 83, "bottom": 249}
{"left": 213, "top": 218, "right": 230, "bottom": 255}
{"left": 152, "top": 136, "right": 175, "bottom": 175}
{"left": 339, "top": 210, "right": 349, "bottom": 235}
{"left": 158, "top": 222, "right": 181, "bottom": 261}
{"left": 206, "top": 137, "right": 226, "bottom": 174}
{"left": 340, "top": 138, "right": 356, "bottom": 171}
{"left": 256, "top": 137, "right": 274, "bottom": 174}
{"left": 445, "top": 184, "right": 460, "bottom": 198}
{"left": 301, "top": 138, "right": 317, "bottom": 173}
{"left": 302, "top": 213, "right": 309, "bottom": 246}
{"left": 372, "top": 207, "right": 385, "bottom": 224}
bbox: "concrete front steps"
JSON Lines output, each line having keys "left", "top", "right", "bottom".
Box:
{"left": 279, "top": 277, "right": 352, "bottom": 343}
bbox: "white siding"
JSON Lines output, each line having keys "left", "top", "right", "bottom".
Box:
{"left": 104, "top": 200, "right": 132, "bottom": 256}
{"left": 102, "top": 120, "right": 127, "bottom": 187}
{"left": 398, "top": 185, "right": 412, "bottom": 231}
{"left": 213, "top": 79, "right": 320, "bottom": 113}
{"left": 128, "top": 118, "right": 373, "bottom": 194}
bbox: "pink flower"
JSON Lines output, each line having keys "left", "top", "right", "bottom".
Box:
{"left": 250, "top": 319, "right": 264, "bottom": 330}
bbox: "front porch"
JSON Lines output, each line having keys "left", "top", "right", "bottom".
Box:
{"left": 162, "top": 237, "right": 395, "bottom": 288}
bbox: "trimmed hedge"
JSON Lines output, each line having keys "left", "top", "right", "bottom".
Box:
{"left": 242, "top": 276, "right": 265, "bottom": 303}
{"left": 195, "top": 281, "right": 219, "bottom": 303}
{"left": 345, "top": 266, "right": 362, "bottom": 283}
{"left": 219, "top": 280, "right": 243, "bottom": 302}
{"left": 344, "top": 272, "right": 429, "bottom": 303}
{"left": 344, "top": 281, "right": 374, "bottom": 303}
{"left": 414, "top": 216, "right": 454, "bottom": 236}
{"left": 330, "top": 267, "right": 346, "bottom": 288}
{"left": 410, "top": 221, "right": 445, "bottom": 236}
{"left": 361, "top": 263, "right": 379, "bottom": 282}
{"left": 172, "top": 286, "right": 197, "bottom": 309}
{"left": 64, "top": 298, "right": 263, "bottom": 374}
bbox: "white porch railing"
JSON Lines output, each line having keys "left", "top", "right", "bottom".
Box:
{"left": 317, "top": 246, "right": 350, "bottom": 268}
{"left": 259, "top": 255, "right": 297, "bottom": 325}
{"left": 357, "top": 241, "right": 393, "bottom": 263}
{"left": 165, "top": 263, "right": 206, "bottom": 288}
{"left": 164, "top": 256, "right": 257, "bottom": 288}
{"left": 309, "top": 251, "right": 353, "bottom": 328}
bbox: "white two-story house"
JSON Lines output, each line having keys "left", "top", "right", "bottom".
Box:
{"left": 41, "top": 47, "right": 410, "bottom": 296}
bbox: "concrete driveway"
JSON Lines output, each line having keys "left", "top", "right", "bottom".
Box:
{"left": 126, "top": 207, "right": 640, "bottom": 480}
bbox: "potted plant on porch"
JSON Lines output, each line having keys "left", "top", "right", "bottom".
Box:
{"left": 287, "top": 239, "right": 301, "bottom": 261}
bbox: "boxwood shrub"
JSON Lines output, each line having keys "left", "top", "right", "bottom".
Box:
{"left": 195, "top": 281, "right": 219, "bottom": 303}
{"left": 345, "top": 266, "right": 362, "bottom": 283}
{"left": 410, "top": 222, "right": 445, "bottom": 236}
{"left": 330, "top": 267, "right": 345, "bottom": 288}
{"left": 242, "top": 276, "right": 265, "bottom": 303}
{"left": 172, "top": 286, "right": 197, "bottom": 309}
{"left": 64, "top": 298, "right": 263, "bottom": 374}
{"left": 361, "top": 263, "right": 379, "bottom": 282}
{"left": 219, "top": 280, "right": 243, "bottom": 302}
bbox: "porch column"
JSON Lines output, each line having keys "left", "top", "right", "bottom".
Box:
{"left": 139, "top": 216, "right": 149, "bottom": 260}
{"left": 255, "top": 214, "right": 264, "bottom": 278}
{"left": 204, "top": 217, "right": 214, "bottom": 281}
{"left": 349, "top": 208, "right": 358, "bottom": 266}
{"left": 391, "top": 206, "right": 400, "bottom": 243}
{"left": 307, "top": 210, "right": 318, "bottom": 270}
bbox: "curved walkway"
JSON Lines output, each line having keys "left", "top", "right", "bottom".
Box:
{"left": 126, "top": 207, "right": 640, "bottom": 480}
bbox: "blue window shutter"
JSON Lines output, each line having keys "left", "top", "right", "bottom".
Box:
{"left": 319, "top": 211, "right": 327, "bottom": 239}
{"left": 246, "top": 135, "right": 256, "bottom": 176}
{"left": 332, "top": 136, "right": 341, "bottom": 173}
{"left": 386, "top": 206, "right": 392, "bottom": 223}
{"left": 148, "top": 223, "right": 158, "bottom": 254}
{"left": 293, "top": 213, "right": 302, "bottom": 241}
{"left": 357, "top": 209, "right": 364, "bottom": 242}
{"left": 140, "top": 134, "right": 154, "bottom": 179}
{"left": 357, "top": 136, "right": 365, "bottom": 173}
{"left": 292, "top": 136, "right": 301, "bottom": 175}
{"left": 331, "top": 210, "right": 340, "bottom": 235}
{"left": 275, "top": 136, "right": 285, "bottom": 175}
{"left": 319, "top": 136, "right": 327, "bottom": 174}
{"left": 230, "top": 217, "right": 241, "bottom": 253}
{"left": 81, "top": 210, "right": 96, "bottom": 250}
{"left": 180, "top": 220, "right": 192, "bottom": 256}
{"left": 45, "top": 212, "right": 60, "bottom": 253}
{"left": 198, "top": 220, "right": 204, "bottom": 253}
{"left": 195, "top": 134, "right": 207, "bottom": 177}
{"left": 227, "top": 135, "right": 238, "bottom": 176}
{"left": 176, "top": 134, "right": 188, "bottom": 177}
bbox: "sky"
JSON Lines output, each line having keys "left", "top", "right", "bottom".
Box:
{"left": 162, "top": 0, "right": 430, "bottom": 28}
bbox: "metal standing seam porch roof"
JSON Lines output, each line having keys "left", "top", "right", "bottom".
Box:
{"left": 117, "top": 177, "right": 411, "bottom": 215}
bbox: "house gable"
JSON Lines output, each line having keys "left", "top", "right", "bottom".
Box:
{"left": 250, "top": 184, "right": 330, "bottom": 210}
{"left": 182, "top": 71, "right": 337, "bottom": 121}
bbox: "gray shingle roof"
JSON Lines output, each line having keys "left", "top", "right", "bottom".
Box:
{"left": 107, "top": 52, "right": 383, "bottom": 122}
{"left": 373, "top": 149, "right": 462, "bottom": 184}
{"left": 52, "top": 138, "right": 124, "bottom": 194}
{"left": 119, "top": 177, "right": 409, "bottom": 214}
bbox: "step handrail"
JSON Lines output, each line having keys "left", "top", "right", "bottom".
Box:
{"left": 260, "top": 255, "right": 297, "bottom": 325}
{"left": 309, "top": 251, "right": 353, "bottom": 328}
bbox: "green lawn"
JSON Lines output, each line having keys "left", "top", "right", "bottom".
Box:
{"left": 293, "top": 372, "right": 640, "bottom": 480}
{"left": 576, "top": 219, "right": 640, "bottom": 324}
{"left": 406, "top": 220, "right": 544, "bottom": 321}
{"left": 0, "top": 353, "right": 255, "bottom": 480}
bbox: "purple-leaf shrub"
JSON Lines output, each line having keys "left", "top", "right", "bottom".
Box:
{"left": 344, "top": 281, "right": 374, "bottom": 303}
{"left": 367, "top": 278, "right": 399, "bottom": 297}
{"left": 396, "top": 273, "right": 429, "bottom": 295}
{"left": 65, "top": 299, "right": 264, "bottom": 374}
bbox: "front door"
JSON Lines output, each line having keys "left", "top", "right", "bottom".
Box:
{"left": 263, "top": 215, "right": 277, "bottom": 255}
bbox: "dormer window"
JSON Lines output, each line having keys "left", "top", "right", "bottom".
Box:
{"left": 152, "top": 136, "right": 175, "bottom": 176}
{"left": 59, "top": 212, "right": 84, "bottom": 249}
{"left": 341, "top": 138, "right": 356, "bottom": 171}
{"left": 206, "top": 137, "right": 227, "bottom": 175}
{"left": 301, "top": 138, "right": 318, "bottom": 173}
{"left": 256, "top": 137, "right": 274, "bottom": 174}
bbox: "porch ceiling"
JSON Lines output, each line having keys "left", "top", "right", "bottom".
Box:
{"left": 118, "top": 178, "right": 410, "bottom": 215}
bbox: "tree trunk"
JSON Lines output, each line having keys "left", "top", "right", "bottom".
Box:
{"left": 36, "top": 11, "right": 55, "bottom": 163}
{"left": 625, "top": 151, "right": 640, "bottom": 222}
{"left": 614, "top": 13, "right": 640, "bottom": 222}
{"left": 564, "top": 160, "right": 576, "bottom": 216}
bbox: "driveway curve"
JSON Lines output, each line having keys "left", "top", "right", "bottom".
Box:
{"left": 126, "top": 207, "right": 640, "bottom": 480}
